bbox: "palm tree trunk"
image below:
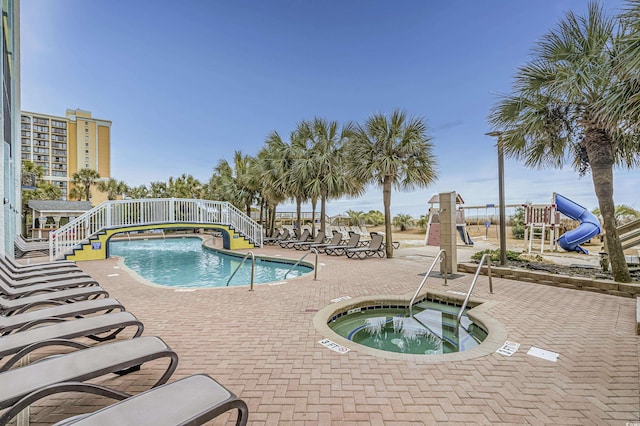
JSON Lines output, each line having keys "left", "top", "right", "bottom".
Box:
{"left": 269, "top": 204, "right": 276, "bottom": 234}
{"left": 383, "top": 177, "right": 393, "bottom": 258}
{"left": 311, "top": 197, "right": 318, "bottom": 236}
{"left": 295, "top": 196, "right": 302, "bottom": 238}
{"left": 259, "top": 200, "right": 264, "bottom": 227}
{"left": 320, "top": 189, "right": 327, "bottom": 234}
{"left": 584, "top": 127, "right": 631, "bottom": 282}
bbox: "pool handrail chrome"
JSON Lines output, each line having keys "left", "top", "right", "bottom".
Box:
{"left": 408, "top": 249, "right": 447, "bottom": 318}
{"left": 456, "top": 253, "right": 493, "bottom": 323}
{"left": 283, "top": 248, "right": 318, "bottom": 281}
{"left": 226, "top": 251, "right": 255, "bottom": 290}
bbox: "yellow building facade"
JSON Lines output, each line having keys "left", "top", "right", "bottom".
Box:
{"left": 20, "top": 108, "right": 112, "bottom": 205}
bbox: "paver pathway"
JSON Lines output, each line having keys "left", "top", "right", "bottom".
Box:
{"left": 19, "top": 239, "right": 640, "bottom": 425}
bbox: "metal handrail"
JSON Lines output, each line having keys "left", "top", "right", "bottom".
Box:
{"left": 283, "top": 248, "right": 318, "bottom": 281}
{"left": 226, "top": 251, "right": 255, "bottom": 290}
{"left": 456, "top": 253, "right": 494, "bottom": 322}
{"left": 408, "top": 249, "right": 447, "bottom": 318}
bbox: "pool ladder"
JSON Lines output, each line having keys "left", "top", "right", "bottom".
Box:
{"left": 408, "top": 249, "right": 447, "bottom": 319}
{"left": 284, "top": 248, "right": 318, "bottom": 281}
{"left": 408, "top": 250, "right": 494, "bottom": 324}
{"left": 226, "top": 251, "right": 255, "bottom": 290}
{"left": 455, "top": 252, "right": 493, "bottom": 323}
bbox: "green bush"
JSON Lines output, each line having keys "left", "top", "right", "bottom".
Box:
{"left": 511, "top": 207, "right": 525, "bottom": 240}
{"left": 471, "top": 249, "right": 523, "bottom": 263}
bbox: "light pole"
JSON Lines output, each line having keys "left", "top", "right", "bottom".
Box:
{"left": 486, "top": 131, "right": 506, "bottom": 266}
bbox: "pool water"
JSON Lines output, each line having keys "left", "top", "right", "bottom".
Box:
{"left": 109, "top": 237, "right": 312, "bottom": 288}
{"left": 329, "top": 300, "right": 487, "bottom": 355}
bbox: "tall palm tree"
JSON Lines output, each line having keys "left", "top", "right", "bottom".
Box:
{"left": 71, "top": 168, "right": 101, "bottom": 202}
{"left": 297, "top": 118, "right": 362, "bottom": 234}
{"left": 212, "top": 151, "right": 257, "bottom": 217}
{"left": 348, "top": 110, "right": 437, "bottom": 258}
{"left": 255, "top": 142, "right": 287, "bottom": 233}
{"left": 265, "top": 128, "right": 311, "bottom": 236}
{"left": 489, "top": 2, "right": 639, "bottom": 282}
{"left": 603, "top": 1, "right": 640, "bottom": 124}
{"left": 97, "top": 178, "right": 128, "bottom": 200}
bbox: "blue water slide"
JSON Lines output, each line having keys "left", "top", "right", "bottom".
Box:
{"left": 555, "top": 193, "right": 601, "bottom": 254}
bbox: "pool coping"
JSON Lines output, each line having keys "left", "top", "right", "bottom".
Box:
{"left": 312, "top": 288, "right": 507, "bottom": 363}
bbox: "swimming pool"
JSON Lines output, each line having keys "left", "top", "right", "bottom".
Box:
{"left": 109, "top": 237, "right": 312, "bottom": 288}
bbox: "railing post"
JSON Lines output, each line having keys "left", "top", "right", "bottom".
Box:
{"left": 169, "top": 199, "right": 175, "bottom": 223}
{"left": 106, "top": 202, "right": 112, "bottom": 228}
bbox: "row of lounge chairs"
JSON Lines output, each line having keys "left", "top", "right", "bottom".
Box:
{"left": 0, "top": 255, "right": 248, "bottom": 425}
{"left": 265, "top": 229, "right": 387, "bottom": 259}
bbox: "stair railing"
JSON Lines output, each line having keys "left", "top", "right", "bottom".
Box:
{"left": 408, "top": 249, "right": 447, "bottom": 318}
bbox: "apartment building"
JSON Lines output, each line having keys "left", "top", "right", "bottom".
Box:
{"left": 1, "top": 0, "right": 20, "bottom": 256}
{"left": 20, "top": 108, "right": 111, "bottom": 202}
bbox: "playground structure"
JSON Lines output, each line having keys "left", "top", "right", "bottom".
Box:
{"left": 424, "top": 193, "right": 473, "bottom": 247}
{"left": 523, "top": 193, "right": 602, "bottom": 254}
{"left": 523, "top": 202, "right": 560, "bottom": 254}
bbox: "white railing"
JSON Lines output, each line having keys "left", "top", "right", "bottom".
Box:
{"left": 49, "top": 198, "right": 263, "bottom": 260}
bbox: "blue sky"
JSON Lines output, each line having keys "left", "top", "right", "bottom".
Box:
{"left": 20, "top": 0, "right": 638, "bottom": 217}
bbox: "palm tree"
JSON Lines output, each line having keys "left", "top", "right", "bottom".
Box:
{"left": 167, "top": 174, "right": 203, "bottom": 199}
{"left": 126, "top": 185, "right": 149, "bottom": 199}
{"left": 68, "top": 186, "right": 85, "bottom": 201}
{"left": 255, "top": 142, "right": 287, "bottom": 233}
{"left": 393, "top": 214, "right": 415, "bottom": 231}
{"left": 149, "top": 181, "right": 169, "bottom": 198}
{"left": 212, "top": 151, "right": 257, "bottom": 217}
{"left": 296, "top": 118, "right": 363, "bottom": 234}
{"left": 603, "top": 1, "right": 640, "bottom": 124}
{"left": 97, "top": 178, "right": 128, "bottom": 200}
{"left": 21, "top": 160, "right": 44, "bottom": 188}
{"left": 348, "top": 110, "right": 437, "bottom": 258}
{"left": 346, "top": 210, "right": 365, "bottom": 226}
{"left": 71, "top": 168, "right": 101, "bottom": 202}
{"left": 264, "top": 129, "right": 309, "bottom": 236}
{"left": 364, "top": 210, "right": 385, "bottom": 226}
{"left": 489, "top": 2, "right": 638, "bottom": 282}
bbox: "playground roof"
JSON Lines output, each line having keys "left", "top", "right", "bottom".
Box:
{"left": 427, "top": 193, "right": 465, "bottom": 205}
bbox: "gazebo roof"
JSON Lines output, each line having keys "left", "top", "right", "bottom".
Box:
{"left": 28, "top": 200, "right": 93, "bottom": 214}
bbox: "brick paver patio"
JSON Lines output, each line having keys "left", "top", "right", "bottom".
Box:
{"left": 19, "top": 238, "right": 640, "bottom": 425}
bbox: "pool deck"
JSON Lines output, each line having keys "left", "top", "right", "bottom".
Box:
{"left": 20, "top": 239, "right": 640, "bottom": 425}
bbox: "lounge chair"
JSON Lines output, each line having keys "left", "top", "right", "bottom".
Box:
{"left": 0, "top": 311, "right": 144, "bottom": 363}
{"left": 293, "top": 231, "right": 325, "bottom": 250}
{"left": 13, "top": 235, "right": 50, "bottom": 258}
{"left": 1, "top": 287, "right": 109, "bottom": 316}
{"left": 52, "top": 374, "right": 248, "bottom": 426}
{"left": 323, "top": 233, "right": 360, "bottom": 256}
{"left": 0, "top": 277, "right": 98, "bottom": 299}
{"left": 0, "top": 298, "right": 125, "bottom": 335}
{"left": 0, "top": 336, "right": 178, "bottom": 425}
{"left": 345, "top": 234, "right": 386, "bottom": 259}
{"left": 0, "top": 267, "right": 97, "bottom": 289}
{"left": 0, "top": 258, "right": 82, "bottom": 280}
{"left": 279, "top": 229, "right": 310, "bottom": 248}
{"left": 263, "top": 228, "right": 289, "bottom": 245}
{"left": 2, "top": 255, "right": 78, "bottom": 274}
{"left": 308, "top": 233, "right": 342, "bottom": 251}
